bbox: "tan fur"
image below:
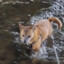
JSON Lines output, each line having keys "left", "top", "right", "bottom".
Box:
{"left": 19, "top": 17, "right": 62, "bottom": 52}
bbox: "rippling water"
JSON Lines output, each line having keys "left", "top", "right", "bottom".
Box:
{"left": 0, "top": 0, "right": 64, "bottom": 64}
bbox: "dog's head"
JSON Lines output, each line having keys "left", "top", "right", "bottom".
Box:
{"left": 19, "top": 23, "right": 37, "bottom": 45}
{"left": 19, "top": 23, "right": 40, "bottom": 45}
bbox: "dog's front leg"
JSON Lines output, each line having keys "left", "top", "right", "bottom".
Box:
{"left": 32, "top": 38, "right": 41, "bottom": 52}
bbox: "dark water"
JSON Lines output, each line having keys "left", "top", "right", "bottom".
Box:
{"left": 0, "top": 0, "right": 64, "bottom": 64}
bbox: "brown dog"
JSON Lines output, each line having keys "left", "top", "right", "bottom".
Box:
{"left": 19, "top": 17, "right": 62, "bottom": 52}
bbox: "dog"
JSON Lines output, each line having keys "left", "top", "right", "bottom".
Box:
{"left": 19, "top": 17, "right": 62, "bottom": 52}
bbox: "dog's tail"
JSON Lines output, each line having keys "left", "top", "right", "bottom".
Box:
{"left": 48, "top": 17, "right": 62, "bottom": 29}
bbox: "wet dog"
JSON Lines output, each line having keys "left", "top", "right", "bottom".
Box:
{"left": 19, "top": 17, "right": 62, "bottom": 52}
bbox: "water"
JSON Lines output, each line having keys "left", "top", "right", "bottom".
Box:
{"left": 51, "top": 35, "right": 60, "bottom": 64}
{"left": 0, "top": 0, "right": 64, "bottom": 64}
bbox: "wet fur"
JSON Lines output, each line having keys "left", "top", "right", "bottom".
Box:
{"left": 19, "top": 17, "right": 62, "bottom": 52}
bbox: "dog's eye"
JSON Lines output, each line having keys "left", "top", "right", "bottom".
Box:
{"left": 28, "top": 35, "right": 31, "bottom": 38}
{"left": 22, "top": 35, "right": 24, "bottom": 37}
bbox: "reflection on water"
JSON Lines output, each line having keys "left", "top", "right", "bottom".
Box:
{"left": 0, "top": 0, "right": 64, "bottom": 64}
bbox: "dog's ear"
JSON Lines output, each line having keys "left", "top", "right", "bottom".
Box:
{"left": 18, "top": 23, "right": 24, "bottom": 31}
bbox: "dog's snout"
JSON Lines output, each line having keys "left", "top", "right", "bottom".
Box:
{"left": 24, "top": 40, "right": 26, "bottom": 43}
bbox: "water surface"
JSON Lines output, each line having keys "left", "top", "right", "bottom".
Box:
{"left": 0, "top": 0, "right": 64, "bottom": 64}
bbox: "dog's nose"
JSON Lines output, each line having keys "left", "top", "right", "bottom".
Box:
{"left": 24, "top": 40, "right": 26, "bottom": 43}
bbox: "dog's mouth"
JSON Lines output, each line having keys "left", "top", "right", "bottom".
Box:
{"left": 26, "top": 44, "right": 32, "bottom": 49}
{"left": 25, "top": 43, "right": 30, "bottom": 46}
{"left": 20, "top": 39, "right": 32, "bottom": 46}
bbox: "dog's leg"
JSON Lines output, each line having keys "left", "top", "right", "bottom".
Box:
{"left": 32, "top": 37, "right": 41, "bottom": 52}
{"left": 32, "top": 38, "right": 41, "bottom": 63}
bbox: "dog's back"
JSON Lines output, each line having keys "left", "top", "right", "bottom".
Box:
{"left": 35, "top": 17, "right": 62, "bottom": 43}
